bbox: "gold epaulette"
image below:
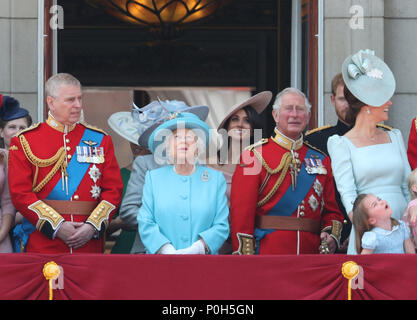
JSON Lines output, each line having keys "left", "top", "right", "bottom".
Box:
{"left": 304, "top": 140, "right": 327, "bottom": 156}
{"left": 16, "top": 123, "right": 41, "bottom": 137}
{"left": 377, "top": 123, "right": 393, "bottom": 131}
{"left": 305, "top": 125, "right": 332, "bottom": 136}
{"left": 80, "top": 122, "right": 108, "bottom": 135}
{"left": 244, "top": 138, "right": 268, "bottom": 152}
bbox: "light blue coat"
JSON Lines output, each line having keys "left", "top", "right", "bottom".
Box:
{"left": 138, "top": 165, "right": 229, "bottom": 254}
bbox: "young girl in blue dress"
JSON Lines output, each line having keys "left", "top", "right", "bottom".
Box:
{"left": 352, "top": 193, "right": 415, "bottom": 254}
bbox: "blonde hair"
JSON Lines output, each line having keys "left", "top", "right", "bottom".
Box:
{"left": 352, "top": 194, "right": 399, "bottom": 253}
{"left": 407, "top": 169, "right": 417, "bottom": 200}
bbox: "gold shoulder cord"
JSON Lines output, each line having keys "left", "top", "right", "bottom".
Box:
{"left": 415, "top": 117, "right": 417, "bottom": 132}
{"left": 19, "top": 135, "right": 67, "bottom": 193}
{"left": 252, "top": 149, "right": 293, "bottom": 207}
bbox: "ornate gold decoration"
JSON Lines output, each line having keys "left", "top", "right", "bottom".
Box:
{"left": 342, "top": 261, "right": 360, "bottom": 300}
{"left": 232, "top": 233, "right": 255, "bottom": 255}
{"left": 86, "top": 200, "right": 116, "bottom": 231}
{"left": 43, "top": 261, "right": 61, "bottom": 300}
{"left": 28, "top": 200, "right": 65, "bottom": 231}
{"left": 305, "top": 125, "right": 332, "bottom": 136}
{"left": 19, "top": 135, "right": 68, "bottom": 193}
{"left": 80, "top": 122, "right": 108, "bottom": 135}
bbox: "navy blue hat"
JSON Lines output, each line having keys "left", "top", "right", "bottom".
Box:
{"left": 0, "top": 95, "right": 29, "bottom": 121}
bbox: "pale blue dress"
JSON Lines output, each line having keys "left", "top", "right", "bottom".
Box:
{"left": 362, "top": 220, "right": 410, "bottom": 254}
{"left": 328, "top": 129, "right": 411, "bottom": 255}
{"left": 138, "top": 165, "right": 229, "bottom": 254}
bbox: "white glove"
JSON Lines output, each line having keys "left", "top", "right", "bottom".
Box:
{"left": 158, "top": 243, "right": 177, "bottom": 254}
{"left": 176, "top": 240, "right": 206, "bottom": 255}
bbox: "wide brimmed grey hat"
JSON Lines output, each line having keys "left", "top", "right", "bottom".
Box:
{"left": 107, "top": 110, "right": 140, "bottom": 145}
{"left": 136, "top": 100, "right": 209, "bottom": 149}
{"left": 342, "top": 49, "right": 396, "bottom": 107}
{"left": 217, "top": 91, "right": 272, "bottom": 130}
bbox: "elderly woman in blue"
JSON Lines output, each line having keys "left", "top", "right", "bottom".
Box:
{"left": 138, "top": 111, "right": 229, "bottom": 254}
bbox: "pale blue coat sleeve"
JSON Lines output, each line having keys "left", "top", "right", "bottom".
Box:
{"left": 327, "top": 135, "right": 357, "bottom": 213}
{"left": 198, "top": 172, "right": 230, "bottom": 253}
{"left": 137, "top": 171, "right": 171, "bottom": 254}
{"left": 392, "top": 129, "right": 411, "bottom": 203}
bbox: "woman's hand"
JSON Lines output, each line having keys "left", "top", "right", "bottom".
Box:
{"left": 408, "top": 206, "right": 417, "bottom": 225}
{"left": 0, "top": 214, "right": 14, "bottom": 243}
{"left": 176, "top": 240, "right": 206, "bottom": 254}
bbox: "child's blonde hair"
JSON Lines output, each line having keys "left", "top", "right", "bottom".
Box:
{"left": 407, "top": 168, "right": 417, "bottom": 200}
{"left": 352, "top": 194, "right": 399, "bottom": 253}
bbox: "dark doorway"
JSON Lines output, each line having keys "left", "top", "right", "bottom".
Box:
{"left": 56, "top": 0, "right": 292, "bottom": 135}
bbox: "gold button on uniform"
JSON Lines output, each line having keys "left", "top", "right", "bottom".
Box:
{"left": 66, "top": 139, "right": 70, "bottom": 143}
{"left": 66, "top": 146, "right": 71, "bottom": 151}
{"left": 73, "top": 195, "right": 79, "bottom": 200}
{"left": 67, "top": 154, "right": 72, "bottom": 159}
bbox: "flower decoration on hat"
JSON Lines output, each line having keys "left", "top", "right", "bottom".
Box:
{"left": 347, "top": 49, "right": 383, "bottom": 80}
{"left": 132, "top": 99, "right": 189, "bottom": 136}
{"left": 342, "top": 49, "right": 396, "bottom": 107}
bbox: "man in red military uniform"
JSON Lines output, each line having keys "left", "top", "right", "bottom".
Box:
{"left": 407, "top": 117, "right": 417, "bottom": 170}
{"left": 230, "top": 88, "right": 343, "bottom": 255}
{"left": 8, "top": 73, "right": 123, "bottom": 253}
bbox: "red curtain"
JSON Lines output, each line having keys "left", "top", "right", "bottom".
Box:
{"left": 0, "top": 253, "right": 416, "bottom": 300}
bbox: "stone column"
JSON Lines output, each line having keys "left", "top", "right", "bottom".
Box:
{"left": 0, "top": 0, "right": 39, "bottom": 121}
{"left": 384, "top": 0, "right": 417, "bottom": 144}
{"left": 323, "top": 0, "right": 385, "bottom": 126}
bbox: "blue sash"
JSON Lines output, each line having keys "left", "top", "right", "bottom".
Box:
{"left": 15, "top": 128, "right": 104, "bottom": 252}
{"left": 46, "top": 128, "right": 104, "bottom": 200}
{"left": 254, "top": 148, "right": 324, "bottom": 253}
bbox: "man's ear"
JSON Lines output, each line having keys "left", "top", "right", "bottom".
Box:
{"left": 330, "top": 94, "right": 336, "bottom": 106}
{"left": 412, "top": 184, "right": 417, "bottom": 195}
{"left": 46, "top": 96, "right": 54, "bottom": 112}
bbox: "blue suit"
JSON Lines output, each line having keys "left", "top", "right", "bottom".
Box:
{"left": 138, "top": 165, "right": 229, "bottom": 254}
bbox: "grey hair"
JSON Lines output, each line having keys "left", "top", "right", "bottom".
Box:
{"left": 160, "top": 128, "right": 208, "bottom": 165}
{"left": 272, "top": 87, "right": 312, "bottom": 115}
{"left": 45, "top": 73, "right": 81, "bottom": 98}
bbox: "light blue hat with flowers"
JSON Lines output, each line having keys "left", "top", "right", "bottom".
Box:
{"left": 342, "top": 49, "right": 396, "bottom": 107}
{"left": 148, "top": 112, "right": 211, "bottom": 154}
{"left": 135, "top": 99, "right": 209, "bottom": 149}
{"left": 108, "top": 99, "right": 209, "bottom": 148}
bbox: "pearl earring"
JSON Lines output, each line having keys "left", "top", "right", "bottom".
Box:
{"left": 367, "top": 109, "right": 371, "bottom": 115}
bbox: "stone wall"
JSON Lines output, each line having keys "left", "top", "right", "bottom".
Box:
{"left": 324, "top": 0, "right": 417, "bottom": 144}
{"left": 0, "top": 0, "right": 39, "bottom": 121}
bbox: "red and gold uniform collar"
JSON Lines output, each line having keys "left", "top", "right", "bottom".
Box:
{"left": 271, "top": 128, "right": 303, "bottom": 151}
{"left": 46, "top": 113, "right": 77, "bottom": 133}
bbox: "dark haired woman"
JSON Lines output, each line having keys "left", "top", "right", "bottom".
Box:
{"left": 327, "top": 50, "right": 410, "bottom": 254}
{"left": 208, "top": 91, "right": 272, "bottom": 253}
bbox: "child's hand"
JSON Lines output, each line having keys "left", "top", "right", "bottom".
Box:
{"left": 409, "top": 206, "right": 417, "bottom": 225}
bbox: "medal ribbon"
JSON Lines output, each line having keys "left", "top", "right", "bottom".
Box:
{"left": 46, "top": 128, "right": 104, "bottom": 200}
{"left": 254, "top": 148, "right": 325, "bottom": 253}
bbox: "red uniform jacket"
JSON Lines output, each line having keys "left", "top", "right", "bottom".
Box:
{"left": 8, "top": 117, "right": 123, "bottom": 253}
{"left": 407, "top": 117, "right": 417, "bottom": 170}
{"left": 230, "top": 130, "right": 343, "bottom": 255}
